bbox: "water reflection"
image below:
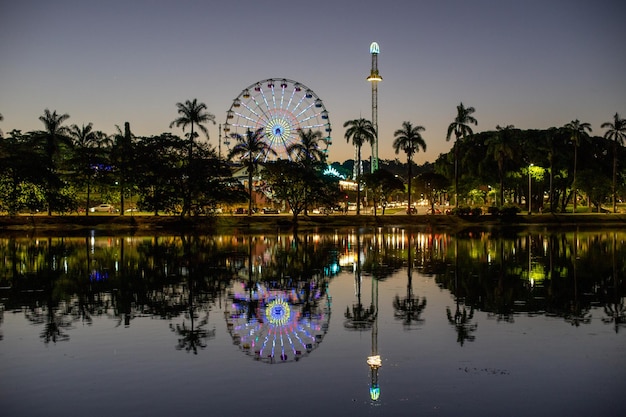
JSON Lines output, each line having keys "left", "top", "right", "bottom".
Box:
{"left": 0, "top": 229, "right": 625, "bottom": 352}
{"left": 225, "top": 279, "right": 330, "bottom": 363}
{"left": 393, "top": 234, "right": 427, "bottom": 328}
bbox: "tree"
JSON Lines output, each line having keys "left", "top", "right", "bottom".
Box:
{"left": 415, "top": 172, "right": 450, "bottom": 214}
{"left": 446, "top": 103, "right": 477, "bottom": 206}
{"left": 33, "top": 109, "right": 73, "bottom": 215}
{"left": 287, "top": 129, "right": 327, "bottom": 165}
{"left": 577, "top": 169, "right": 611, "bottom": 212}
{"left": 0, "top": 112, "right": 3, "bottom": 137}
{"left": 343, "top": 118, "right": 376, "bottom": 215}
{"left": 188, "top": 143, "right": 247, "bottom": 214}
{"left": 601, "top": 113, "right": 626, "bottom": 213}
{"left": 263, "top": 159, "right": 309, "bottom": 221}
{"left": 134, "top": 133, "right": 186, "bottom": 215}
{"left": 169, "top": 99, "right": 216, "bottom": 217}
{"left": 110, "top": 123, "right": 134, "bottom": 215}
{"left": 0, "top": 130, "right": 48, "bottom": 214}
{"left": 169, "top": 99, "right": 216, "bottom": 148}
{"left": 68, "top": 123, "right": 101, "bottom": 215}
{"left": 393, "top": 121, "right": 426, "bottom": 214}
{"left": 287, "top": 129, "right": 327, "bottom": 215}
{"left": 564, "top": 119, "right": 592, "bottom": 212}
{"left": 486, "top": 125, "right": 516, "bottom": 206}
{"left": 362, "top": 169, "right": 404, "bottom": 216}
{"left": 227, "top": 128, "right": 276, "bottom": 216}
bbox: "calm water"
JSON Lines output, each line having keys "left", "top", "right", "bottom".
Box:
{"left": 0, "top": 227, "right": 624, "bottom": 417}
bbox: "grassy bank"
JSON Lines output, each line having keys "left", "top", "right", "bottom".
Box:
{"left": 1, "top": 213, "right": 625, "bottom": 235}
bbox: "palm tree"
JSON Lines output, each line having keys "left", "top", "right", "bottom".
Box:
{"left": 486, "top": 124, "right": 515, "bottom": 206}
{"left": 286, "top": 129, "right": 327, "bottom": 165}
{"left": 343, "top": 118, "right": 376, "bottom": 215}
{"left": 541, "top": 128, "right": 560, "bottom": 213}
{"left": 69, "top": 123, "right": 98, "bottom": 215}
{"left": 564, "top": 119, "right": 592, "bottom": 212}
{"left": 35, "top": 109, "right": 72, "bottom": 215}
{"left": 69, "top": 123, "right": 96, "bottom": 148}
{"left": 111, "top": 122, "right": 134, "bottom": 215}
{"left": 601, "top": 113, "right": 626, "bottom": 213}
{"left": 169, "top": 99, "right": 216, "bottom": 153}
{"left": 286, "top": 129, "right": 327, "bottom": 215}
{"left": 446, "top": 103, "right": 477, "bottom": 206}
{"left": 170, "top": 99, "right": 215, "bottom": 216}
{"left": 36, "top": 109, "right": 72, "bottom": 166}
{"left": 228, "top": 128, "right": 276, "bottom": 216}
{"left": 393, "top": 121, "right": 426, "bottom": 214}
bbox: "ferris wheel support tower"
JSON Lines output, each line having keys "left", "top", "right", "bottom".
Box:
{"left": 367, "top": 42, "right": 382, "bottom": 173}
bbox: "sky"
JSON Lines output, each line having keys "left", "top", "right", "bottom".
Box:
{"left": 1, "top": 0, "right": 624, "bottom": 165}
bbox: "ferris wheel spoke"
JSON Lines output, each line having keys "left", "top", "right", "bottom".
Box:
{"left": 270, "top": 83, "right": 277, "bottom": 109}
{"left": 233, "top": 110, "right": 262, "bottom": 126}
{"left": 248, "top": 96, "right": 272, "bottom": 125}
{"left": 290, "top": 94, "right": 307, "bottom": 115}
{"left": 238, "top": 101, "right": 265, "bottom": 123}
{"left": 286, "top": 87, "right": 297, "bottom": 112}
{"left": 299, "top": 112, "right": 324, "bottom": 124}
{"left": 299, "top": 123, "right": 326, "bottom": 130}
{"left": 259, "top": 87, "right": 271, "bottom": 114}
{"left": 295, "top": 102, "right": 315, "bottom": 119}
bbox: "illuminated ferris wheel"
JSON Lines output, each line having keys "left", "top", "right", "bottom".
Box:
{"left": 223, "top": 78, "right": 332, "bottom": 160}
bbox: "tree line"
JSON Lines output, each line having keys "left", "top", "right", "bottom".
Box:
{"left": 435, "top": 107, "right": 626, "bottom": 213}
{"left": 1, "top": 104, "right": 624, "bottom": 216}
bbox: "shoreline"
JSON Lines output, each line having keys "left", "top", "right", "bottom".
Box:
{"left": 1, "top": 213, "right": 625, "bottom": 235}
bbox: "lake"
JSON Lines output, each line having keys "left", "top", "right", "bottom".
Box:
{"left": 0, "top": 227, "right": 624, "bottom": 417}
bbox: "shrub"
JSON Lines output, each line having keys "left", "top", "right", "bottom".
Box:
{"left": 471, "top": 207, "right": 483, "bottom": 217}
{"left": 452, "top": 206, "right": 482, "bottom": 217}
{"left": 499, "top": 204, "right": 521, "bottom": 217}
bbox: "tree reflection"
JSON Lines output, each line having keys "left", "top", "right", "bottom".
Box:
{"left": 170, "top": 312, "right": 213, "bottom": 354}
{"left": 0, "top": 229, "right": 624, "bottom": 349}
{"left": 564, "top": 230, "right": 591, "bottom": 326}
{"left": 26, "top": 302, "right": 72, "bottom": 344}
{"left": 169, "top": 234, "right": 219, "bottom": 354}
{"left": 21, "top": 237, "right": 74, "bottom": 344}
{"left": 446, "top": 303, "right": 477, "bottom": 346}
{"left": 445, "top": 237, "right": 477, "bottom": 346}
{"left": 345, "top": 231, "right": 376, "bottom": 330}
{"left": 393, "top": 233, "right": 426, "bottom": 329}
{"left": 601, "top": 233, "right": 626, "bottom": 333}
{"left": 361, "top": 228, "right": 404, "bottom": 280}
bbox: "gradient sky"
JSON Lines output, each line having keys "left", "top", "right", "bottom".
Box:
{"left": 1, "top": 0, "right": 624, "bottom": 164}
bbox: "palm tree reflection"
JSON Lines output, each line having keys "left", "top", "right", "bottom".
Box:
{"left": 564, "top": 230, "right": 591, "bottom": 327}
{"left": 602, "top": 232, "right": 626, "bottom": 333}
{"left": 169, "top": 236, "right": 216, "bottom": 354}
{"left": 393, "top": 233, "right": 426, "bottom": 329}
{"left": 170, "top": 311, "right": 214, "bottom": 354}
{"left": 25, "top": 302, "right": 72, "bottom": 344}
{"left": 344, "top": 232, "right": 375, "bottom": 330}
{"left": 446, "top": 237, "right": 477, "bottom": 346}
{"left": 446, "top": 303, "right": 477, "bottom": 346}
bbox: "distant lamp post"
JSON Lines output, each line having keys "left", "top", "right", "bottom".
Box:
{"left": 528, "top": 163, "right": 533, "bottom": 215}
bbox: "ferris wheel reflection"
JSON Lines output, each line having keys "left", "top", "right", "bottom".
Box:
{"left": 225, "top": 278, "right": 331, "bottom": 364}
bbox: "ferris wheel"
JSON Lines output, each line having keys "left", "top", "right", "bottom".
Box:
{"left": 223, "top": 78, "right": 332, "bottom": 160}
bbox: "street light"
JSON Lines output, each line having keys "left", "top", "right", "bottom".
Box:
{"left": 528, "top": 163, "right": 533, "bottom": 215}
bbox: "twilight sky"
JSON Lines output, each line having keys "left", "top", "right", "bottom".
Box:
{"left": 1, "top": 0, "right": 624, "bottom": 164}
